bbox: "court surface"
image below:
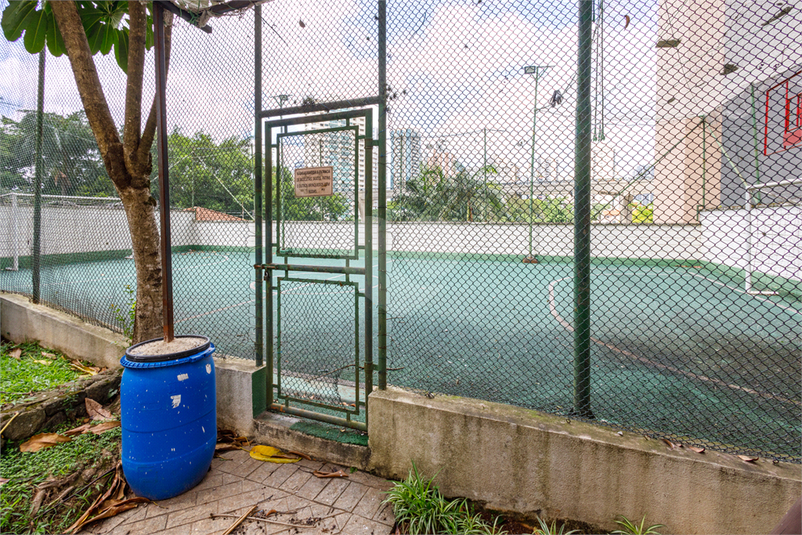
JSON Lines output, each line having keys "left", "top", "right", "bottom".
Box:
{"left": 2, "top": 249, "right": 799, "bottom": 460}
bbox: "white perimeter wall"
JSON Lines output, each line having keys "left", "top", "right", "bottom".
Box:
{"left": 2, "top": 204, "right": 799, "bottom": 282}
{"left": 701, "top": 205, "right": 802, "bottom": 282}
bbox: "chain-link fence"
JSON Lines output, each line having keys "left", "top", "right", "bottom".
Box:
{"left": 2, "top": 0, "right": 800, "bottom": 461}
{"left": 0, "top": 4, "right": 258, "bottom": 359}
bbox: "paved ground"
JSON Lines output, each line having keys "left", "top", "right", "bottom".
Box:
{"left": 82, "top": 450, "right": 395, "bottom": 535}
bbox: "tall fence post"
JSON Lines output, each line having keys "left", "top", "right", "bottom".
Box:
{"left": 377, "top": 0, "right": 388, "bottom": 391}
{"left": 32, "top": 50, "right": 45, "bottom": 304}
{"left": 573, "top": 0, "right": 593, "bottom": 418}
{"left": 254, "top": 4, "right": 264, "bottom": 370}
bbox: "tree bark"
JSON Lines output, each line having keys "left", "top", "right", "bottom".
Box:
{"left": 51, "top": 1, "right": 172, "bottom": 343}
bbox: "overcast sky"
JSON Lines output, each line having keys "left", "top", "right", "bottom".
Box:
{"left": 1, "top": 0, "right": 800, "bottom": 181}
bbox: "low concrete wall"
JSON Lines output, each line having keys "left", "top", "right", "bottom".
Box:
{"left": 1, "top": 292, "right": 128, "bottom": 369}
{"left": 1, "top": 292, "right": 265, "bottom": 438}
{"left": 367, "top": 388, "right": 801, "bottom": 535}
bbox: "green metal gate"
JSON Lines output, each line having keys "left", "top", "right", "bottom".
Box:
{"left": 257, "top": 109, "right": 377, "bottom": 431}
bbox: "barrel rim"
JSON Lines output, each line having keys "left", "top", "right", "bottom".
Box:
{"left": 124, "top": 335, "right": 211, "bottom": 363}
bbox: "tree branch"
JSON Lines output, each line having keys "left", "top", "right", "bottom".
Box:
{"left": 135, "top": 10, "right": 173, "bottom": 177}
{"left": 123, "top": 1, "right": 147, "bottom": 167}
{"left": 51, "top": 1, "right": 126, "bottom": 188}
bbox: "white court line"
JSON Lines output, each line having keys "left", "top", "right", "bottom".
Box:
{"left": 686, "top": 272, "right": 801, "bottom": 317}
{"left": 547, "top": 275, "right": 801, "bottom": 406}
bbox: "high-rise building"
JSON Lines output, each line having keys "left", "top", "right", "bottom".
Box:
{"left": 302, "top": 117, "right": 376, "bottom": 194}
{"left": 391, "top": 129, "right": 421, "bottom": 190}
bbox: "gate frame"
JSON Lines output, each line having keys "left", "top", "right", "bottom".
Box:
{"left": 253, "top": 1, "right": 388, "bottom": 432}
{"left": 259, "top": 109, "right": 375, "bottom": 431}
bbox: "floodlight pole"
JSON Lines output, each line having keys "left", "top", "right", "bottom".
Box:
{"left": 524, "top": 65, "right": 550, "bottom": 262}
{"left": 155, "top": 2, "right": 175, "bottom": 343}
{"left": 573, "top": 0, "right": 593, "bottom": 418}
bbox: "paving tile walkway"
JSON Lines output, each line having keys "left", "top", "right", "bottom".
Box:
{"left": 81, "top": 450, "right": 395, "bottom": 535}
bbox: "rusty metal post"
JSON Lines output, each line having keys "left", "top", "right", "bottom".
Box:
{"left": 154, "top": 2, "right": 174, "bottom": 342}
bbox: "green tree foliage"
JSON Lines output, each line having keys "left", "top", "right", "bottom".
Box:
{"left": 389, "top": 164, "right": 506, "bottom": 222}
{"left": 150, "top": 129, "right": 255, "bottom": 217}
{"left": 1, "top": 0, "right": 152, "bottom": 72}
{"left": 504, "top": 195, "right": 573, "bottom": 223}
{"left": 0, "top": 110, "right": 113, "bottom": 197}
{"left": 273, "top": 165, "right": 349, "bottom": 221}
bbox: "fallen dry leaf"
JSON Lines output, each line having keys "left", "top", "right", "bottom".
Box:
{"left": 33, "top": 359, "right": 52, "bottom": 366}
{"left": 64, "top": 423, "right": 93, "bottom": 436}
{"left": 249, "top": 445, "right": 301, "bottom": 464}
{"left": 0, "top": 478, "right": 8, "bottom": 487}
{"left": 738, "top": 455, "right": 759, "bottom": 463}
{"left": 312, "top": 470, "right": 349, "bottom": 478}
{"left": 41, "top": 352, "right": 57, "bottom": 359}
{"left": 8, "top": 348, "right": 21, "bottom": 360}
{"left": 689, "top": 446, "right": 705, "bottom": 454}
{"left": 20, "top": 433, "right": 72, "bottom": 453}
{"left": 661, "top": 438, "right": 676, "bottom": 450}
{"left": 70, "top": 361, "right": 99, "bottom": 376}
{"left": 88, "top": 421, "right": 120, "bottom": 435}
{"left": 85, "top": 398, "right": 112, "bottom": 420}
{"left": 288, "top": 450, "right": 312, "bottom": 461}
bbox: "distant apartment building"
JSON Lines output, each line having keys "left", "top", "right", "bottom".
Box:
{"left": 390, "top": 129, "right": 421, "bottom": 191}
{"left": 302, "top": 117, "right": 377, "bottom": 194}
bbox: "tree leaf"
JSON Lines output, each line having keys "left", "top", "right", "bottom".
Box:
{"left": 85, "top": 398, "right": 113, "bottom": 420}
{"left": 8, "top": 348, "right": 21, "bottom": 360}
{"left": 41, "top": 351, "right": 57, "bottom": 359}
{"left": 99, "top": 20, "right": 116, "bottom": 55}
{"left": 44, "top": 6, "right": 65, "bottom": 57}
{"left": 22, "top": 5, "right": 47, "bottom": 54}
{"left": 249, "top": 445, "right": 301, "bottom": 463}
{"left": 1, "top": 0, "right": 38, "bottom": 42}
{"left": 0, "top": 478, "right": 9, "bottom": 487}
{"left": 313, "top": 469, "right": 349, "bottom": 478}
{"left": 64, "top": 423, "right": 93, "bottom": 436}
{"left": 33, "top": 359, "right": 52, "bottom": 365}
{"left": 88, "top": 420, "right": 120, "bottom": 434}
{"left": 20, "top": 433, "right": 72, "bottom": 452}
{"left": 689, "top": 446, "right": 705, "bottom": 454}
{"left": 738, "top": 455, "right": 759, "bottom": 462}
{"left": 113, "top": 27, "right": 128, "bottom": 73}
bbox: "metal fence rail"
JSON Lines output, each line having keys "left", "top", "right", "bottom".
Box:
{"left": 1, "top": 0, "right": 800, "bottom": 461}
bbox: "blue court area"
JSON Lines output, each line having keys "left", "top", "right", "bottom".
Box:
{"left": 2, "top": 249, "right": 799, "bottom": 459}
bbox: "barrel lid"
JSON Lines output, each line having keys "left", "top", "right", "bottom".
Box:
{"left": 124, "top": 335, "right": 211, "bottom": 363}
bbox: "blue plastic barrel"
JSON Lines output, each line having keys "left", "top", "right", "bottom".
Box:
{"left": 120, "top": 336, "right": 216, "bottom": 500}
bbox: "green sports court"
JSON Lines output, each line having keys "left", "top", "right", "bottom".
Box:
{"left": 2, "top": 246, "right": 799, "bottom": 460}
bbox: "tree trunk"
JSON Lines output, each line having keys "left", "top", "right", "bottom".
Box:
{"left": 50, "top": 1, "right": 172, "bottom": 344}
{"left": 119, "top": 184, "right": 163, "bottom": 342}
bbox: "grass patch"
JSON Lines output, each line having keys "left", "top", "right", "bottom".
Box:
{"left": 0, "top": 425, "right": 122, "bottom": 534}
{"left": 384, "top": 463, "right": 506, "bottom": 535}
{"left": 0, "top": 341, "right": 85, "bottom": 405}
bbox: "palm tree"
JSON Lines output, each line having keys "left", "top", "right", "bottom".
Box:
{"left": 389, "top": 164, "right": 506, "bottom": 222}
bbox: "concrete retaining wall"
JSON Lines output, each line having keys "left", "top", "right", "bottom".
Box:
{"left": 4, "top": 292, "right": 799, "bottom": 534}
{"left": 0, "top": 292, "right": 262, "bottom": 438}
{"left": 1, "top": 292, "right": 128, "bottom": 369}
{"left": 367, "top": 388, "right": 801, "bottom": 535}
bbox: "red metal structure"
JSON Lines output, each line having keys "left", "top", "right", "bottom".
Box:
{"left": 764, "top": 69, "right": 802, "bottom": 155}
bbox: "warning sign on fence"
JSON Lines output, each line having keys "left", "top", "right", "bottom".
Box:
{"left": 294, "top": 166, "right": 334, "bottom": 197}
